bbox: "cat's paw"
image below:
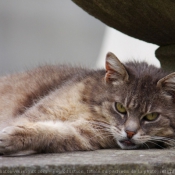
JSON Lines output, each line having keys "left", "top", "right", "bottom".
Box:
{"left": 0, "top": 126, "right": 25, "bottom": 155}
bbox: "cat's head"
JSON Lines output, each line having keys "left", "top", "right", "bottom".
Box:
{"left": 95, "top": 52, "right": 175, "bottom": 149}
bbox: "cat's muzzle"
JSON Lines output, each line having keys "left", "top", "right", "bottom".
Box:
{"left": 118, "top": 139, "right": 139, "bottom": 150}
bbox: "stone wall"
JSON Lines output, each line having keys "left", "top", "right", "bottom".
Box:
{"left": 72, "top": 0, "right": 175, "bottom": 71}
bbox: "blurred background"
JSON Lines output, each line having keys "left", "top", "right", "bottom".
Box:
{"left": 0, "top": 0, "right": 159, "bottom": 75}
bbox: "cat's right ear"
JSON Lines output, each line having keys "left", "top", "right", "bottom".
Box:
{"left": 105, "top": 52, "right": 129, "bottom": 84}
{"left": 157, "top": 72, "right": 175, "bottom": 92}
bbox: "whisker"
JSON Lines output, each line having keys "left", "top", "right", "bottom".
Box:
{"left": 143, "top": 142, "right": 150, "bottom": 149}
{"left": 150, "top": 139, "right": 174, "bottom": 146}
{"left": 150, "top": 136, "right": 175, "bottom": 147}
{"left": 147, "top": 140, "right": 165, "bottom": 149}
{"left": 88, "top": 132, "right": 113, "bottom": 141}
{"left": 87, "top": 120, "right": 123, "bottom": 145}
{"left": 157, "top": 138, "right": 175, "bottom": 145}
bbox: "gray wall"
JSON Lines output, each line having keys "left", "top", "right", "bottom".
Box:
{"left": 0, "top": 0, "right": 106, "bottom": 75}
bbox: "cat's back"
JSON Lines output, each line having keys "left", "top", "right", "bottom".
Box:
{"left": 0, "top": 65, "right": 90, "bottom": 117}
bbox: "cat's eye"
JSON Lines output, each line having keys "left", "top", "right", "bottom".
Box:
{"left": 143, "top": 112, "right": 159, "bottom": 121}
{"left": 115, "top": 102, "right": 127, "bottom": 114}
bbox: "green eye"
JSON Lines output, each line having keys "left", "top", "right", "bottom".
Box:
{"left": 115, "top": 102, "right": 127, "bottom": 114}
{"left": 144, "top": 112, "right": 159, "bottom": 121}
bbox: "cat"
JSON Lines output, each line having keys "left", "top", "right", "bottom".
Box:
{"left": 0, "top": 52, "right": 175, "bottom": 155}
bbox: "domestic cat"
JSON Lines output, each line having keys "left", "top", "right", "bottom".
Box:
{"left": 0, "top": 52, "right": 175, "bottom": 155}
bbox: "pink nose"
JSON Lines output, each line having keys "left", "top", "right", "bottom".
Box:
{"left": 125, "top": 130, "right": 136, "bottom": 139}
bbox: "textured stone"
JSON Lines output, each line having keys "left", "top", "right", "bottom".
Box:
{"left": 72, "top": 0, "right": 175, "bottom": 71}
{"left": 1, "top": 149, "right": 175, "bottom": 175}
{"left": 156, "top": 45, "right": 175, "bottom": 71}
{"left": 72, "top": 0, "right": 175, "bottom": 46}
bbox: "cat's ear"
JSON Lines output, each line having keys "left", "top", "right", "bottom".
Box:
{"left": 157, "top": 72, "right": 175, "bottom": 91}
{"left": 105, "top": 52, "right": 129, "bottom": 84}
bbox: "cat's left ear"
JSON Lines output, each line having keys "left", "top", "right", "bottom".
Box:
{"left": 105, "top": 52, "right": 129, "bottom": 84}
{"left": 157, "top": 72, "right": 175, "bottom": 91}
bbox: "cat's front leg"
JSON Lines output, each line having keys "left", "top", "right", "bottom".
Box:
{"left": 0, "top": 120, "right": 102, "bottom": 155}
{"left": 0, "top": 125, "right": 34, "bottom": 155}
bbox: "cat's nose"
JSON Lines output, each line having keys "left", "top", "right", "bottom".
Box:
{"left": 125, "top": 130, "right": 136, "bottom": 139}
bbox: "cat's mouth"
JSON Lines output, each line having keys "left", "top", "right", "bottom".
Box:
{"left": 118, "top": 139, "right": 139, "bottom": 149}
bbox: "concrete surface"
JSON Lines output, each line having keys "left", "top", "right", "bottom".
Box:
{"left": 0, "top": 149, "right": 175, "bottom": 175}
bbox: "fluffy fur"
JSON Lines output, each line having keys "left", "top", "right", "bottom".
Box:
{"left": 0, "top": 52, "right": 175, "bottom": 155}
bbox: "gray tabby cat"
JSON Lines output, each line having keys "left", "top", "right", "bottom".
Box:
{"left": 0, "top": 52, "right": 175, "bottom": 155}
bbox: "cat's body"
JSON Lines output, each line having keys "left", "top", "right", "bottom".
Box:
{"left": 0, "top": 52, "right": 175, "bottom": 155}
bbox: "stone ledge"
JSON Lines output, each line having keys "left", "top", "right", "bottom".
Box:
{"left": 0, "top": 149, "right": 175, "bottom": 175}
{"left": 72, "top": 0, "right": 175, "bottom": 46}
{"left": 155, "top": 45, "right": 175, "bottom": 71}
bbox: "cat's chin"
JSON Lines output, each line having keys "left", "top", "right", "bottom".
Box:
{"left": 117, "top": 140, "right": 140, "bottom": 150}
